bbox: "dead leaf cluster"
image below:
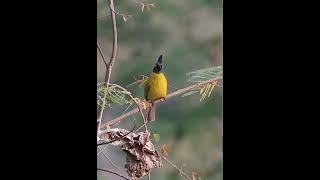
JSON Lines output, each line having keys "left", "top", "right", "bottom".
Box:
{"left": 99, "top": 128, "right": 163, "bottom": 179}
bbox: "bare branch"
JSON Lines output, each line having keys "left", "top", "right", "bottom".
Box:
{"left": 161, "top": 156, "right": 192, "bottom": 180}
{"left": 97, "top": 42, "right": 109, "bottom": 81}
{"left": 97, "top": 168, "right": 130, "bottom": 180}
{"left": 100, "top": 76, "right": 223, "bottom": 129}
{"left": 97, "top": 0, "right": 118, "bottom": 134}
{"left": 106, "top": 0, "right": 118, "bottom": 85}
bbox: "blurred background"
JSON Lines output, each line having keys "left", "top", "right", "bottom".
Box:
{"left": 97, "top": 0, "right": 222, "bottom": 179}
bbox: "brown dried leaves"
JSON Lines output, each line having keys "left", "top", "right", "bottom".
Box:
{"left": 99, "top": 129, "right": 163, "bottom": 179}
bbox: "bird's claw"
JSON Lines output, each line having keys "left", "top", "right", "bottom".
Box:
{"left": 142, "top": 99, "right": 153, "bottom": 109}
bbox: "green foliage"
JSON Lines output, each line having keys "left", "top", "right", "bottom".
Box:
{"left": 153, "top": 133, "right": 160, "bottom": 142}
{"left": 182, "top": 66, "right": 222, "bottom": 100}
{"left": 97, "top": 83, "right": 132, "bottom": 108}
{"left": 186, "top": 66, "right": 222, "bottom": 83}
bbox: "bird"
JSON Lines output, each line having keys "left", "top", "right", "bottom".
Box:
{"left": 144, "top": 54, "right": 167, "bottom": 122}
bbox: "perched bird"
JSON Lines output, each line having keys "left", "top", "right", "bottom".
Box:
{"left": 144, "top": 55, "right": 167, "bottom": 122}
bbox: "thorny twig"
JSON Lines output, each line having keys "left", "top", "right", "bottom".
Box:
{"left": 97, "top": 168, "right": 130, "bottom": 180}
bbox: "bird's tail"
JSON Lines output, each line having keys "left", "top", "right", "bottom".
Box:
{"left": 147, "top": 102, "right": 156, "bottom": 122}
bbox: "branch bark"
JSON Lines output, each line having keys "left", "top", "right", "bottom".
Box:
{"left": 97, "top": 168, "right": 130, "bottom": 180}
{"left": 97, "top": 0, "right": 118, "bottom": 133}
{"left": 100, "top": 76, "right": 222, "bottom": 129}
{"left": 97, "top": 42, "right": 109, "bottom": 81}
{"left": 106, "top": 0, "right": 118, "bottom": 85}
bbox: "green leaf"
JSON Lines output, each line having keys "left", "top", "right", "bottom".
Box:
{"left": 207, "top": 82, "right": 217, "bottom": 97}
{"left": 185, "top": 66, "right": 222, "bottom": 100}
{"left": 153, "top": 134, "right": 160, "bottom": 142}
{"left": 97, "top": 83, "right": 132, "bottom": 108}
{"left": 181, "top": 90, "right": 199, "bottom": 97}
{"left": 186, "top": 66, "right": 222, "bottom": 76}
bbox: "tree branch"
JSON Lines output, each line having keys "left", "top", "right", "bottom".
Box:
{"left": 106, "top": 0, "right": 118, "bottom": 85}
{"left": 100, "top": 76, "right": 222, "bottom": 129}
{"left": 97, "top": 168, "right": 130, "bottom": 180}
{"left": 97, "top": 42, "right": 109, "bottom": 81}
{"left": 97, "top": 0, "right": 118, "bottom": 133}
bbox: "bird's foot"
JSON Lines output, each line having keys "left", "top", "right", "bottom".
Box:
{"left": 142, "top": 99, "right": 153, "bottom": 109}
{"left": 160, "top": 97, "right": 166, "bottom": 102}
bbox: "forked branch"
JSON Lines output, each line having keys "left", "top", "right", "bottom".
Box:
{"left": 97, "top": 0, "right": 118, "bottom": 133}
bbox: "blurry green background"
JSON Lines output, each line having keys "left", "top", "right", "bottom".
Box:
{"left": 97, "top": 0, "right": 222, "bottom": 179}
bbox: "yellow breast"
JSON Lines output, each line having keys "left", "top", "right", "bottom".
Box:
{"left": 145, "top": 72, "right": 167, "bottom": 101}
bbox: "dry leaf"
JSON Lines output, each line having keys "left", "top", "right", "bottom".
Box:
{"left": 99, "top": 129, "right": 162, "bottom": 179}
{"left": 124, "top": 132, "right": 162, "bottom": 179}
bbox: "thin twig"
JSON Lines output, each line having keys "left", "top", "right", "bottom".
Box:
{"left": 109, "top": 6, "right": 133, "bottom": 19}
{"left": 161, "top": 156, "right": 192, "bottom": 180}
{"left": 121, "top": 101, "right": 134, "bottom": 116}
{"left": 135, "top": 124, "right": 145, "bottom": 133}
{"left": 98, "top": 146, "right": 127, "bottom": 177}
{"left": 97, "top": 42, "right": 109, "bottom": 81}
{"left": 109, "top": 83, "right": 148, "bottom": 132}
{"left": 97, "top": 168, "right": 130, "bottom": 180}
{"left": 97, "top": 144, "right": 109, "bottom": 156}
{"left": 130, "top": 0, "right": 144, "bottom": 6}
{"left": 97, "top": 0, "right": 118, "bottom": 134}
{"left": 97, "top": 92, "right": 107, "bottom": 136}
{"left": 100, "top": 76, "right": 223, "bottom": 128}
{"left": 106, "top": 0, "right": 118, "bottom": 85}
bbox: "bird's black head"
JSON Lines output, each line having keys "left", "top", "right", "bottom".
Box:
{"left": 153, "top": 54, "right": 163, "bottom": 73}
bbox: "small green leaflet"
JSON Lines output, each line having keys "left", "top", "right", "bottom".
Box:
{"left": 153, "top": 134, "right": 160, "bottom": 142}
